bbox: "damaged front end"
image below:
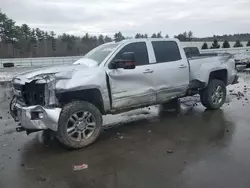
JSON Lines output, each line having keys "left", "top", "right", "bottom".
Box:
{"left": 10, "top": 74, "right": 62, "bottom": 133}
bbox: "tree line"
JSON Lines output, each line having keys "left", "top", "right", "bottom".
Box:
{"left": 195, "top": 34, "right": 250, "bottom": 42}
{"left": 201, "top": 39, "right": 250, "bottom": 49}
{"left": 0, "top": 11, "right": 250, "bottom": 58}
{"left": 0, "top": 12, "right": 114, "bottom": 58}
{"left": 0, "top": 12, "right": 175, "bottom": 58}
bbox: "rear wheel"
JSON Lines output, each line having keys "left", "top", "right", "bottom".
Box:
{"left": 57, "top": 101, "right": 102, "bottom": 149}
{"left": 200, "top": 79, "right": 226, "bottom": 110}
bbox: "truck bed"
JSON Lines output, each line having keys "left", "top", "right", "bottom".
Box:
{"left": 188, "top": 55, "right": 218, "bottom": 60}
{"left": 188, "top": 54, "right": 235, "bottom": 85}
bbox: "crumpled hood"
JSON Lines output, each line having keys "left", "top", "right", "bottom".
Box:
{"left": 15, "top": 64, "right": 84, "bottom": 79}
{"left": 13, "top": 58, "right": 99, "bottom": 84}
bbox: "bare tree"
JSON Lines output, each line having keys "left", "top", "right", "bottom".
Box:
{"left": 188, "top": 31, "right": 193, "bottom": 41}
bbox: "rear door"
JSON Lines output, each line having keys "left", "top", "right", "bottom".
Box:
{"left": 106, "top": 41, "right": 157, "bottom": 110}
{"left": 150, "top": 40, "right": 189, "bottom": 102}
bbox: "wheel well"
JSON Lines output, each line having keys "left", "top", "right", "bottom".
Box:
{"left": 209, "top": 69, "right": 227, "bottom": 85}
{"left": 57, "top": 89, "right": 105, "bottom": 114}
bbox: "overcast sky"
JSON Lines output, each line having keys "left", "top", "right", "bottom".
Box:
{"left": 1, "top": 0, "right": 250, "bottom": 37}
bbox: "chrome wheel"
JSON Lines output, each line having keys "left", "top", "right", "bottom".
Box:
{"left": 211, "top": 86, "right": 224, "bottom": 105}
{"left": 66, "top": 111, "right": 96, "bottom": 141}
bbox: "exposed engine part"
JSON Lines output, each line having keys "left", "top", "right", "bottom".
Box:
{"left": 12, "top": 74, "right": 57, "bottom": 107}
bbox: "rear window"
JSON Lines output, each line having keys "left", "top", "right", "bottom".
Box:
{"left": 152, "top": 41, "right": 181, "bottom": 63}
{"left": 184, "top": 47, "right": 200, "bottom": 56}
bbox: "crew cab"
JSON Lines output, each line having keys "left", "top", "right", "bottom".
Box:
{"left": 10, "top": 38, "right": 238, "bottom": 149}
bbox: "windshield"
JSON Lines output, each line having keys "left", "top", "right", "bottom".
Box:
{"left": 83, "top": 43, "right": 119, "bottom": 65}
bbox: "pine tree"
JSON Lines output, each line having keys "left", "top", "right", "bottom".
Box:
{"left": 151, "top": 33, "right": 157, "bottom": 38}
{"left": 114, "top": 32, "right": 125, "bottom": 42}
{"left": 0, "top": 13, "right": 8, "bottom": 41}
{"left": 165, "top": 34, "right": 169, "bottom": 38}
{"left": 20, "top": 24, "right": 31, "bottom": 40}
{"left": 201, "top": 42, "right": 208, "bottom": 49}
{"left": 1, "top": 14, "right": 17, "bottom": 43}
{"left": 135, "top": 33, "right": 143, "bottom": 38}
{"left": 222, "top": 40, "right": 230, "bottom": 48}
{"left": 211, "top": 39, "right": 220, "bottom": 49}
{"left": 104, "top": 35, "right": 112, "bottom": 43}
{"left": 50, "top": 31, "right": 56, "bottom": 52}
{"left": 247, "top": 40, "right": 250, "bottom": 47}
{"left": 183, "top": 31, "right": 187, "bottom": 40}
{"left": 30, "top": 29, "right": 37, "bottom": 57}
{"left": 188, "top": 31, "right": 193, "bottom": 41}
{"left": 44, "top": 31, "right": 49, "bottom": 40}
{"left": 98, "top": 34, "right": 105, "bottom": 45}
{"left": 156, "top": 32, "right": 162, "bottom": 38}
{"left": 35, "top": 28, "right": 44, "bottom": 41}
{"left": 234, "top": 40, "right": 243, "bottom": 47}
{"left": 174, "top": 33, "right": 187, "bottom": 41}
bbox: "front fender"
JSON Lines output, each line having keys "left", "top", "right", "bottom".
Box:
{"left": 55, "top": 71, "right": 111, "bottom": 112}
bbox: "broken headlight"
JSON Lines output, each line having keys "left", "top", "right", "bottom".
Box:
{"left": 33, "top": 74, "right": 57, "bottom": 106}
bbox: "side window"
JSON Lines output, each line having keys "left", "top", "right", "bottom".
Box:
{"left": 190, "top": 47, "right": 199, "bottom": 55}
{"left": 184, "top": 47, "right": 191, "bottom": 56}
{"left": 113, "top": 42, "right": 149, "bottom": 66}
{"left": 152, "top": 41, "right": 182, "bottom": 63}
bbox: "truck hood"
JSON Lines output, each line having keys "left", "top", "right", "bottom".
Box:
{"left": 13, "top": 58, "right": 99, "bottom": 84}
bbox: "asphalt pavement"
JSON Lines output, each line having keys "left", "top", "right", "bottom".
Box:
{"left": 1, "top": 71, "right": 250, "bottom": 188}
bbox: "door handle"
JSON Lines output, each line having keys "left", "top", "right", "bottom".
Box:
{"left": 143, "top": 69, "right": 154, "bottom": 73}
{"left": 179, "top": 64, "right": 187, "bottom": 68}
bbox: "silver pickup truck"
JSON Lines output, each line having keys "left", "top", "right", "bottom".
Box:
{"left": 10, "top": 38, "right": 238, "bottom": 149}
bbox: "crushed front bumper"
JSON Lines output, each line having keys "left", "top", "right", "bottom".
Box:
{"left": 10, "top": 97, "right": 61, "bottom": 131}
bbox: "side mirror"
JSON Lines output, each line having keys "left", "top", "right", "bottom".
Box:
{"left": 112, "top": 52, "right": 136, "bottom": 69}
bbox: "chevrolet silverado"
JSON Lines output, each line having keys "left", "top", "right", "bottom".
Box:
{"left": 10, "top": 38, "right": 238, "bottom": 149}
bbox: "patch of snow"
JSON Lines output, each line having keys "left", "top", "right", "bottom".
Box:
{"left": 103, "top": 106, "right": 159, "bottom": 129}
{"left": 227, "top": 77, "right": 250, "bottom": 100}
{"left": 234, "top": 52, "right": 250, "bottom": 61}
{"left": 0, "top": 72, "right": 15, "bottom": 82}
{"left": 0, "top": 67, "right": 36, "bottom": 82}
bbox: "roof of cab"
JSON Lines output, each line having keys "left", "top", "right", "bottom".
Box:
{"left": 103, "top": 38, "right": 180, "bottom": 48}
{"left": 117, "top": 38, "right": 179, "bottom": 44}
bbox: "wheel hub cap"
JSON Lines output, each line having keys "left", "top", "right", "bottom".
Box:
{"left": 212, "top": 86, "right": 224, "bottom": 104}
{"left": 76, "top": 120, "right": 88, "bottom": 131}
{"left": 66, "top": 111, "right": 96, "bottom": 141}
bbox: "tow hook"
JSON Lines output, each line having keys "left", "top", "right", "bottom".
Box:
{"left": 16, "top": 126, "right": 25, "bottom": 132}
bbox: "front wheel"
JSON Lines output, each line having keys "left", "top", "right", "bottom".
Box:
{"left": 200, "top": 79, "right": 227, "bottom": 110}
{"left": 57, "top": 101, "right": 102, "bottom": 149}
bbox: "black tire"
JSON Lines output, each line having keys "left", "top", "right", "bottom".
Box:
{"left": 3, "top": 62, "right": 14, "bottom": 68}
{"left": 200, "top": 79, "right": 226, "bottom": 110}
{"left": 57, "top": 101, "right": 102, "bottom": 149}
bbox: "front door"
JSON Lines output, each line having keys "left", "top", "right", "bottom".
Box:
{"left": 106, "top": 42, "right": 157, "bottom": 110}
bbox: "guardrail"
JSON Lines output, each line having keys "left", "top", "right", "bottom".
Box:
{"left": 0, "top": 56, "right": 83, "bottom": 68}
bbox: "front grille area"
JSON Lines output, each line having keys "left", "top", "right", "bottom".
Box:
{"left": 22, "top": 81, "right": 46, "bottom": 106}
